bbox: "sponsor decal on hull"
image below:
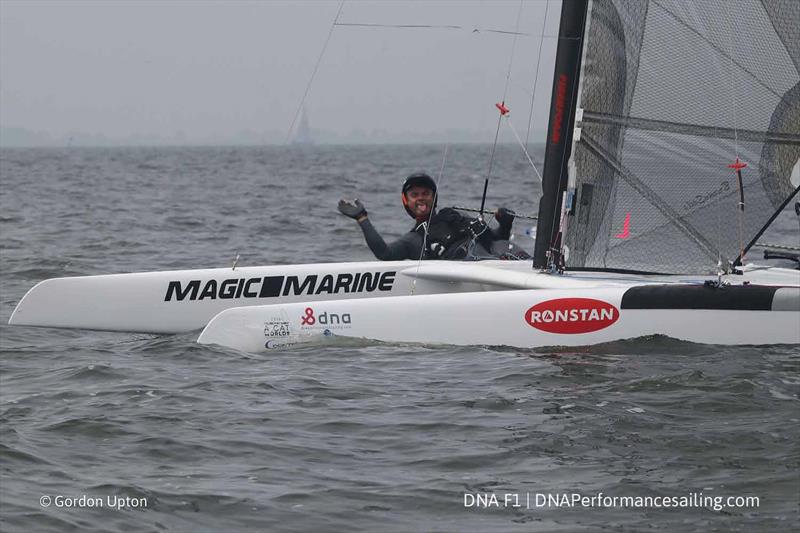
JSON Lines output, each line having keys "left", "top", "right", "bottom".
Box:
{"left": 264, "top": 310, "right": 292, "bottom": 338}
{"left": 525, "top": 298, "right": 619, "bottom": 334}
{"left": 263, "top": 310, "right": 306, "bottom": 349}
{"left": 265, "top": 338, "right": 302, "bottom": 350}
{"left": 164, "top": 271, "right": 396, "bottom": 302}
{"left": 300, "top": 307, "right": 352, "bottom": 332}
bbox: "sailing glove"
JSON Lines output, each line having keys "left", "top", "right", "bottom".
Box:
{"left": 495, "top": 207, "right": 515, "bottom": 225}
{"left": 338, "top": 198, "right": 367, "bottom": 220}
{"left": 495, "top": 207, "right": 515, "bottom": 239}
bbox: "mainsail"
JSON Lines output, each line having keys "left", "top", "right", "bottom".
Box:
{"left": 537, "top": 0, "right": 800, "bottom": 274}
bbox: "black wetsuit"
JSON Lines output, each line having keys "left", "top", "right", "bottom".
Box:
{"left": 358, "top": 208, "right": 516, "bottom": 261}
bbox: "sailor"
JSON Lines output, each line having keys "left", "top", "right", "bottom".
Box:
{"left": 337, "top": 172, "right": 518, "bottom": 261}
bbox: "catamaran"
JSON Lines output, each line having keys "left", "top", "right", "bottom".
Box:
{"left": 9, "top": 0, "right": 800, "bottom": 351}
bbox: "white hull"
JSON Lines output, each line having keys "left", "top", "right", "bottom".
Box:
{"left": 7, "top": 260, "right": 531, "bottom": 333}
{"left": 197, "top": 283, "right": 800, "bottom": 352}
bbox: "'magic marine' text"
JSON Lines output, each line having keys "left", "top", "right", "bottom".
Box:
{"left": 164, "top": 272, "right": 396, "bottom": 302}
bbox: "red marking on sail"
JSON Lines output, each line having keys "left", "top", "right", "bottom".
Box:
{"left": 525, "top": 298, "right": 619, "bottom": 334}
{"left": 495, "top": 102, "right": 509, "bottom": 116}
{"left": 615, "top": 212, "right": 631, "bottom": 239}
{"left": 728, "top": 158, "right": 747, "bottom": 171}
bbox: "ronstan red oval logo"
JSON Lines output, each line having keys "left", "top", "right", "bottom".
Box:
{"left": 524, "top": 298, "right": 619, "bottom": 334}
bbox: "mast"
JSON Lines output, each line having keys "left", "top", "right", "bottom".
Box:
{"left": 533, "top": 0, "right": 590, "bottom": 269}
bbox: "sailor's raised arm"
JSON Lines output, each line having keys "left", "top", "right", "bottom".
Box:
{"left": 338, "top": 197, "right": 422, "bottom": 260}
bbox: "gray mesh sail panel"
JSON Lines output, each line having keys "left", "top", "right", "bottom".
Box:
{"left": 566, "top": 0, "right": 799, "bottom": 273}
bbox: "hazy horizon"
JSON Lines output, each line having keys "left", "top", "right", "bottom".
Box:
{"left": 0, "top": 125, "right": 548, "bottom": 148}
{"left": 0, "top": 131, "right": 548, "bottom": 149}
{"left": 1, "top": 0, "right": 560, "bottom": 147}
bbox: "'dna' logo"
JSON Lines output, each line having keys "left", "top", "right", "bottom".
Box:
{"left": 524, "top": 298, "right": 619, "bottom": 334}
{"left": 300, "top": 307, "right": 351, "bottom": 327}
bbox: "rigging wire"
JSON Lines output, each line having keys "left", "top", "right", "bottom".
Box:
{"left": 481, "top": 0, "right": 525, "bottom": 216}
{"left": 525, "top": 0, "right": 551, "bottom": 148}
{"left": 285, "top": 1, "right": 345, "bottom": 145}
{"left": 501, "top": 1, "right": 524, "bottom": 104}
{"left": 482, "top": 112, "right": 505, "bottom": 215}
{"left": 505, "top": 115, "right": 543, "bottom": 181}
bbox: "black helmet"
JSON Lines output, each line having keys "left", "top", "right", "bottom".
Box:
{"left": 402, "top": 172, "right": 437, "bottom": 195}
{"left": 401, "top": 172, "right": 437, "bottom": 218}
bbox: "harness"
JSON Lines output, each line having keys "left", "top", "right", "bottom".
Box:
{"left": 414, "top": 208, "right": 493, "bottom": 259}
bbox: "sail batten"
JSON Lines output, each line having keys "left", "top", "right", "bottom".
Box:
{"left": 582, "top": 111, "right": 800, "bottom": 145}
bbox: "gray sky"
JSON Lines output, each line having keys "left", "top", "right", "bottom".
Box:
{"left": 1, "top": 0, "right": 560, "bottom": 145}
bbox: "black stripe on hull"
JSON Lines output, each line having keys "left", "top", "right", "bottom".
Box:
{"left": 621, "top": 285, "right": 781, "bottom": 311}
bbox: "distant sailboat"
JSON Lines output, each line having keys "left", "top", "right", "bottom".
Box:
{"left": 291, "top": 107, "right": 314, "bottom": 145}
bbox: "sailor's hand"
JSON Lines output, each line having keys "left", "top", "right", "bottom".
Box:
{"left": 338, "top": 198, "right": 368, "bottom": 221}
{"left": 495, "top": 207, "right": 516, "bottom": 226}
{"left": 494, "top": 207, "right": 515, "bottom": 240}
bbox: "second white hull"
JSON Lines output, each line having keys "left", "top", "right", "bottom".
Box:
{"left": 197, "top": 284, "right": 800, "bottom": 352}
